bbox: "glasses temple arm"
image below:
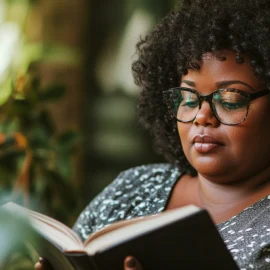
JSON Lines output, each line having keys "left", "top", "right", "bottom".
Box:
{"left": 250, "top": 89, "right": 270, "bottom": 100}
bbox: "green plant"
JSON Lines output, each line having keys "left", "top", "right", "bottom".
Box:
{"left": 0, "top": 209, "right": 40, "bottom": 270}
{"left": 0, "top": 1, "right": 83, "bottom": 267}
{"left": 0, "top": 0, "right": 83, "bottom": 219}
{"left": 0, "top": 71, "right": 81, "bottom": 218}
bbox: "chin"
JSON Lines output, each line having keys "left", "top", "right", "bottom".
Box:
{"left": 190, "top": 157, "right": 231, "bottom": 178}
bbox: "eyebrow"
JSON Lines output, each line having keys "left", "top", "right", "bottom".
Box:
{"left": 181, "top": 80, "right": 255, "bottom": 91}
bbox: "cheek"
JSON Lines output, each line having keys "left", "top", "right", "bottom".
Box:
{"left": 225, "top": 106, "right": 270, "bottom": 163}
{"left": 177, "top": 122, "right": 190, "bottom": 153}
{"left": 244, "top": 102, "right": 270, "bottom": 142}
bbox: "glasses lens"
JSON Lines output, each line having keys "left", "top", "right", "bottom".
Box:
{"left": 166, "top": 89, "right": 199, "bottom": 122}
{"left": 212, "top": 90, "right": 249, "bottom": 124}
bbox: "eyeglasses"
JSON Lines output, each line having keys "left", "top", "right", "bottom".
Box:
{"left": 163, "top": 87, "right": 270, "bottom": 126}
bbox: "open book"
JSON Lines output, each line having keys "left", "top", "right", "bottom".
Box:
{"left": 2, "top": 202, "right": 239, "bottom": 270}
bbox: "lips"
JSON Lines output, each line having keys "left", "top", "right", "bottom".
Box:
{"left": 192, "top": 135, "right": 223, "bottom": 153}
{"left": 193, "top": 135, "right": 222, "bottom": 144}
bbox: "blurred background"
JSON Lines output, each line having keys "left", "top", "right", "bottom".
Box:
{"left": 0, "top": 0, "right": 178, "bottom": 268}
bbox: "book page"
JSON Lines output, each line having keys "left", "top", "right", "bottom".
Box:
{"left": 83, "top": 216, "right": 149, "bottom": 246}
{"left": 3, "top": 202, "right": 84, "bottom": 252}
{"left": 84, "top": 205, "right": 200, "bottom": 255}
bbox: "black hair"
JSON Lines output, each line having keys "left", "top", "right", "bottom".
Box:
{"left": 132, "top": 0, "right": 270, "bottom": 175}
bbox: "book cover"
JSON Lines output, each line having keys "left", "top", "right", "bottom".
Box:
{"left": 2, "top": 202, "right": 239, "bottom": 270}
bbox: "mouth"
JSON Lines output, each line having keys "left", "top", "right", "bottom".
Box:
{"left": 192, "top": 135, "right": 224, "bottom": 153}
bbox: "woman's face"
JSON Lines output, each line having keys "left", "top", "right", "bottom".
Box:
{"left": 178, "top": 51, "right": 270, "bottom": 183}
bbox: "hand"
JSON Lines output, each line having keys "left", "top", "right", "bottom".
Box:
{"left": 34, "top": 258, "right": 54, "bottom": 270}
{"left": 34, "top": 256, "right": 142, "bottom": 270}
{"left": 124, "top": 256, "right": 142, "bottom": 270}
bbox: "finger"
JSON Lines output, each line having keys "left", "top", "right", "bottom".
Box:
{"left": 34, "top": 262, "right": 43, "bottom": 270}
{"left": 34, "top": 257, "right": 54, "bottom": 270}
{"left": 124, "top": 256, "right": 142, "bottom": 270}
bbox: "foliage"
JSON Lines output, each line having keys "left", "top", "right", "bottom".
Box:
{"left": 0, "top": 0, "right": 82, "bottom": 219}
{"left": 0, "top": 0, "right": 83, "bottom": 268}
{"left": 0, "top": 210, "right": 40, "bottom": 270}
{"left": 0, "top": 71, "right": 81, "bottom": 220}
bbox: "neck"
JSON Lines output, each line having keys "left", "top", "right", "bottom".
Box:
{"left": 193, "top": 166, "right": 270, "bottom": 224}
{"left": 196, "top": 166, "right": 270, "bottom": 207}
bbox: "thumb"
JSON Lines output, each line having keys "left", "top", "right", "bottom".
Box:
{"left": 124, "top": 256, "right": 142, "bottom": 270}
{"left": 34, "top": 258, "right": 54, "bottom": 270}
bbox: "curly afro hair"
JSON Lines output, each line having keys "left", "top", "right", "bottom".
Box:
{"left": 132, "top": 0, "right": 270, "bottom": 175}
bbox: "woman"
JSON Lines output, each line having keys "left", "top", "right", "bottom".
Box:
{"left": 36, "top": 0, "right": 270, "bottom": 269}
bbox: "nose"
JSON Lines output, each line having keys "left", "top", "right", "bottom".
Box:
{"left": 194, "top": 101, "right": 219, "bottom": 127}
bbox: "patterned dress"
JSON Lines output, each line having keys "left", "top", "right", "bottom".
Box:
{"left": 73, "top": 163, "right": 270, "bottom": 270}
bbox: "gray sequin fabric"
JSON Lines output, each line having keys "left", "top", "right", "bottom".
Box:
{"left": 73, "top": 163, "right": 270, "bottom": 270}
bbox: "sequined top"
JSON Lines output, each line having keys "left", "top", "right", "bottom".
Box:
{"left": 73, "top": 163, "right": 270, "bottom": 270}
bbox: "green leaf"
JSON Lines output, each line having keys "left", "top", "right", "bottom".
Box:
{"left": 41, "top": 43, "right": 82, "bottom": 66}
{"left": 7, "top": 99, "right": 34, "bottom": 117}
{"left": 4, "top": 0, "right": 30, "bottom": 4}
{"left": 0, "top": 211, "right": 32, "bottom": 268}
{"left": 38, "top": 110, "right": 55, "bottom": 134}
{"left": 17, "top": 42, "right": 82, "bottom": 73}
{"left": 16, "top": 43, "right": 43, "bottom": 74}
{"left": 55, "top": 155, "right": 72, "bottom": 179}
{"left": 0, "top": 78, "right": 13, "bottom": 107}
{"left": 57, "top": 130, "right": 81, "bottom": 151}
{"left": 0, "top": 118, "right": 20, "bottom": 134}
{"left": 28, "top": 125, "right": 50, "bottom": 148}
{"left": 38, "top": 85, "right": 66, "bottom": 102}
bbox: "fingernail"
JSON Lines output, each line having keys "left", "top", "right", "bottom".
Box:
{"left": 126, "top": 258, "right": 137, "bottom": 268}
{"left": 38, "top": 258, "right": 53, "bottom": 270}
{"left": 38, "top": 257, "right": 45, "bottom": 264}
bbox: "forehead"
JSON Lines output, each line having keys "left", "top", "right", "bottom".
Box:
{"left": 182, "top": 51, "right": 263, "bottom": 91}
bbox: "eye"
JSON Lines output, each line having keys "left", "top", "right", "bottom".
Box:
{"left": 170, "top": 92, "right": 183, "bottom": 111}
{"left": 220, "top": 101, "right": 246, "bottom": 110}
{"left": 181, "top": 92, "right": 199, "bottom": 108}
{"left": 182, "top": 100, "right": 199, "bottom": 108}
{"left": 213, "top": 92, "right": 248, "bottom": 110}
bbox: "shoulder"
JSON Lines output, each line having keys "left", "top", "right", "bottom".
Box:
{"left": 218, "top": 195, "right": 270, "bottom": 269}
{"left": 99, "top": 163, "right": 182, "bottom": 210}
{"left": 73, "top": 163, "right": 182, "bottom": 240}
{"left": 106, "top": 163, "right": 181, "bottom": 191}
